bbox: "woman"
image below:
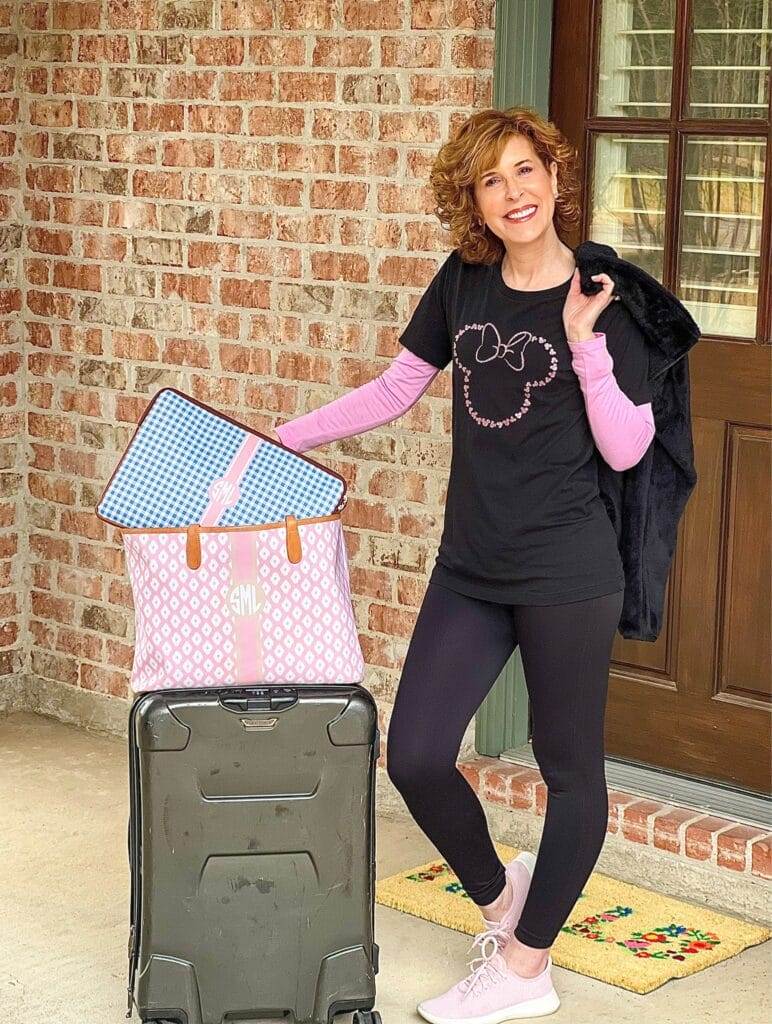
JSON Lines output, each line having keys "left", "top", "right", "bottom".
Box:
{"left": 270, "top": 107, "right": 656, "bottom": 1021}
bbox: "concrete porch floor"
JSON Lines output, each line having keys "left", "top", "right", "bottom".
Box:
{"left": 0, "top": 711, "right": 767, "bottom": 1024}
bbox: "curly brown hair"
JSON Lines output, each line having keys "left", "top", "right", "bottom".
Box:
{"left": 429, "top": 107, "right": 581, "bottom": 264}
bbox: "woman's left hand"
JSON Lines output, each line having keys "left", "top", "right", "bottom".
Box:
{"left": 562, "top": 268, "right": 620, "bottom": 343}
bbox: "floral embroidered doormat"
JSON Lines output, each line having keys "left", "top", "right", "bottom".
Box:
{"left": 375, "top": 841, "right": 770, "bottom": 993}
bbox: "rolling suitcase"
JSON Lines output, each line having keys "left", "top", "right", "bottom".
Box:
{"left": 127, "top": 684, "right": 382, "bottom": 1024}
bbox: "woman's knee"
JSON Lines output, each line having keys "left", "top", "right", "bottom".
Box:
{"left": 385, "top": 738, "right": 454, "bottom": 796}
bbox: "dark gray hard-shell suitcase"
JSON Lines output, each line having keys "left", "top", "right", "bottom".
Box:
{"left": 127, "top": 685, "right": 381, "bottom": 1024}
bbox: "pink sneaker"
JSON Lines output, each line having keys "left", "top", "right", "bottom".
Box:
{"left": 416, "top": 942, "right": 559, "bottom": 1024}
{"left": 480, "top": 851, "right": 537, "bottom": 949}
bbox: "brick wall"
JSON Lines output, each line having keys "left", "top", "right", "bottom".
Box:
{"left": 1, "top": 2, "right": 24, "bottom": 700}
{"left": 5, "top": 1, "right": 496, "bottom": 732}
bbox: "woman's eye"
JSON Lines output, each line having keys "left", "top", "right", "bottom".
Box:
{"left": 483, "top": 167, "right": 532, "bottom": 186}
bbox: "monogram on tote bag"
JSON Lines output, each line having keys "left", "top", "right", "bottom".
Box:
{"left": 96, "top": 388, "right": 365, "bottom": 692}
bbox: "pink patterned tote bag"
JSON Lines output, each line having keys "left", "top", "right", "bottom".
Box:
{"left": 122, "top": 513, "right": 365, "bottom": 692}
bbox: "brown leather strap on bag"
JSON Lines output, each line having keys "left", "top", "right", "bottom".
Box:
{"left": 285, "top": 515, "right": 302, "bottom": 563}
{"left": 186, "top": 523, "right": 202, "bottom": 570}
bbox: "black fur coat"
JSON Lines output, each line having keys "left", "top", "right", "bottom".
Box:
{"left": 574, "top": 240, "right": 701, "bottom": 642}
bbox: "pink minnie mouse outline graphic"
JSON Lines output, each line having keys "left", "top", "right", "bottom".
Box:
{"left": 453, "top": 321, "right": 558, "bottom": 429}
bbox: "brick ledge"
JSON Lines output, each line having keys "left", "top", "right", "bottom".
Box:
{"left": 377, "top": 745, "right": 770, "bottom": 881}
{"left": 458, "top": 756, "right": 771, "bottom": 881}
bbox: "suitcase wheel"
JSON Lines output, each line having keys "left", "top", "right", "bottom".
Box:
{"left": 352, "top": 1012, "right": 382, "bottom": 1024}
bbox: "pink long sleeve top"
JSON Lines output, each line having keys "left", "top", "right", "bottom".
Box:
{"left": 276, "top": 333, "right": 654, "bottom": 472}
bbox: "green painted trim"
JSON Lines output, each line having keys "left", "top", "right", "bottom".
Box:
{"left": 493, "top": 0, "right": 555, "bottom": 114}
{"left": 475, "top": 0, "right": 555, "bottom": 756}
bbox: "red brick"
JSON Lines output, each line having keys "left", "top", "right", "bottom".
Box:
{"left": 191, "top": 36, "right": 244, "bottom": 66}
{"left": 458, "top": 760, "right": 484, "bottom": 792}
{"left": 161, "top": 274, "right": 212, "bottom": 305}
{"left": 31, "top": 590, "right": 75, "bottom": 624}
{"left": 57, "top": 568, "right": 103, "bottom": 600}
{"left": 53, "top": 67, "right": 102, "bottom": 94}
{"left": 219, "top": 278, "right": 269, "bottom": 310}
{"left": 368, "top": 604, "right": 416, "bottom": 640}
{"left": 106, "top": 135, "right": 156, "bottom": 165}
{"left": 106, "top": 0, "right": 154, "bottom": 30}
{"left": 57, "top": 628, "right": 102, "bottom": 662}
{"left": 25, "top": 259, "right": 50, "bottom": 287}
{"left": 28, "top": 412, "right": 77, "bottom": 444}
{"left": 78, "top": 34, "right": 131, "bottom": 63}
{"left": 133, "top": 103, "right": 184, "bottom": 133}
{"left": 52, "top": 261, "right": 101, "bottom": 291}
{"left": 29, "top": 534, "right": 72, "bottom": 562}
{"left": 80, "top": 663, "right": 129, "bottom": 698}
{"left": 751, "top": 836, "right": 771, "bottom": 879}
{"left": 28, "top": 473, "right": 75, "bottom": 505}
{"left": 162, "top": 337, "right": 211, "bottom": 368}
{"left": 115, "top": 395, "right": 150, "bottom": 423}
{"left": 504, "top": 766, "right": 540, "bottom": 810}
{"left": 58, "top": 389, "right": 101, "bottom": 417}
{"left": 188, "top": 242, "right": 240, "bottom": 272}
{"left": 606, "top": 791, "right": 641, "bottom": 834}
{"left": 54, "top": 198, "right": 104, "bottom": 226}
{"left": 218, "top": 343, "right": 270, "bottom": 375}
{"left": 133, "top": 169, "right": 183, "bottom": 200}
{"left": 28, "top": 163, "right": 75, "bottom": 195}
{"left": 220, "top": 1, "right": 272, "bottom": 30}
{"left": 59, "top": 450, "right": 98, "bottom": 478}
{"left": 279, "top": 72, "right": 335, "bottom": 103}
{"left": 111, "top": 331, "right": 157, "bottom": 362}
{"left": 685, "top": 816, "right": 735, "bottom": 861}
{"left": 81, "top": 233, "right": 127, "bottom": 261}
{"left": 77, "top": 543, "right": 124, "bottom": 575}
{"left": 162, "top": 139, "right": 214, "bottom": 167}
{"left": 219, "top": 71, "right": 274, "bottom": 101}
{"left": 53, "top": 2, "right": 101, "bottom": 29}
{"left": 481, "top": 766, "right": 513, "bottom": 806}
{"left": 28, "top": 228, "right": 73, "bottom": 255}
{"left": 653, "top": 806, "right": 704, "bottom": 853}
{"left": 29, "top": 99, "right": 73, "bottom": 127}
{"left": 189, "top": 105, "right": 242, "bottom": 135}
{"left": 621, "top": 799, "right": 666, "bottom": 844}
{"left": 716, "top": 824, "right": 768, "bottom": 872}
{"left": 218, "top": 209, "right": 271, "bottom": 239}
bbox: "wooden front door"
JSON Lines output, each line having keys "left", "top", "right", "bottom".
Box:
{"left": 550, "top": 0, "right": 771, "bottom": 793}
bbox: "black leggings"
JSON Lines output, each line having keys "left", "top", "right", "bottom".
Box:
{"left": 386, "top": 581, "right": 624, "bottom": 949}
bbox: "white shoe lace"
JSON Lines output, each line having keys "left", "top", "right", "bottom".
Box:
{"left": 458, "top": 924, "right": 509, "bottom": 1000}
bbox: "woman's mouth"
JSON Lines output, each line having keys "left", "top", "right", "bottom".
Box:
{"left": 503, "top": 205, "right": 537, "bottom": 224}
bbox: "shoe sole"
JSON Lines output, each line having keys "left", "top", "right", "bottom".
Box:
{"left": 417, "top": 988, "right": 561, "bottom": 1024}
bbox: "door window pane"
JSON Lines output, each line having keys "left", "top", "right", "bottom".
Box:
{"left": 596, "top": 0, "right": 677, "bottom": 118}
{"left": 687, "top": 0, "right": 771, "bottom": 120}
{"left": 678, "top": 137, "right": 766, "bottom": 338}
{"left": 588, "top": 134, "right": 669, "bottom": 281}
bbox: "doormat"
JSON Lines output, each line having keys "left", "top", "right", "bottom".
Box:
{"left": 375, "top": 842, "right": 770, "bottom": 993}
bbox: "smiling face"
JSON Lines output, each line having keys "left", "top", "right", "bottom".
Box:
{"left": 472, "top": 134, "right": 559, "bottom": 245}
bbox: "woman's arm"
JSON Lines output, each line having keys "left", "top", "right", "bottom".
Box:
{"left": 275, "top": 347, "right": 441, "bottom": 453}
{"left": 568, "top": 332, "right": 655, "bottom": 472}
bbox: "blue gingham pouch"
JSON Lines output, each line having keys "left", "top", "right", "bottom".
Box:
{"left": 96, "top": 388, "right": 347, "bottom": 529}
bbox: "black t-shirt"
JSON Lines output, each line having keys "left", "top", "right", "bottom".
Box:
{"left": 398, "top": 249, "right": 652, "bottom": 605}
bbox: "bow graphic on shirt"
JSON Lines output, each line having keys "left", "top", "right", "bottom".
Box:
{"left": 474, "top": 323, "right": 537, "bottom": 372}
